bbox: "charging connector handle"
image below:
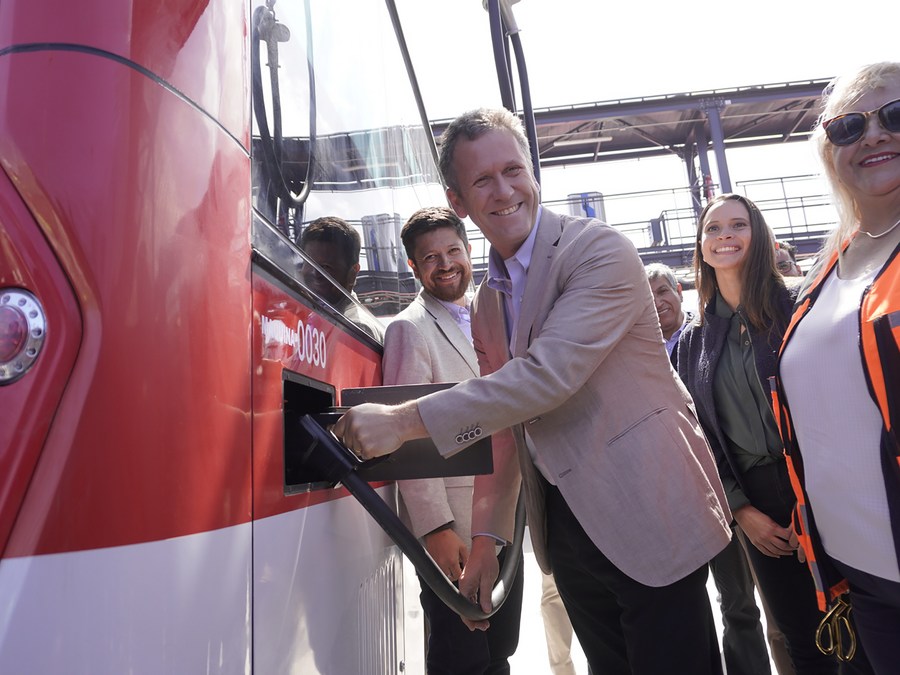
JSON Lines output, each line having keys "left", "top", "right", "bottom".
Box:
{"left": 296, "top": 414, "right": 525, "bottom": 620}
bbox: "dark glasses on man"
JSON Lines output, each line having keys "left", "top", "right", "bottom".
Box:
{"left": 776, "top": 260, "right": 797, "bottom": 273}
{"left": 822, "top": 98, "right": 900, "bottom": 146}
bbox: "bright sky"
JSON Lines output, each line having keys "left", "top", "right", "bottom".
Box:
{"left": 397, "top": 0, "right": 895, "bottom": 202}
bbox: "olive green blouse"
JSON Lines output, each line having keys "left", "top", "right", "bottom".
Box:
{"left": 712, "top": 293, "right": 783, "bottom": 510}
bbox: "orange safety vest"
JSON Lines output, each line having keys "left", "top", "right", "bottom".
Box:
{"left": 774, "top": 240, "right": 900, "bottom": 611}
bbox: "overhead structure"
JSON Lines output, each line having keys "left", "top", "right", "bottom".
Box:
{"left": 432, "top": 77, "right": 830, "bottom": 200}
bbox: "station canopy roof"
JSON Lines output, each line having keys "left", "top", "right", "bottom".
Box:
{"left": 431, "top": 78, "right": 832, "bottom": 168}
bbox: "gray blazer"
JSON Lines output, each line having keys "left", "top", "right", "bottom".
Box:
{"left": 382, "top": 290, "right": 480, "bottom": 544}
{"left": 417, "top": 209, "right": 731, "bottom": 587}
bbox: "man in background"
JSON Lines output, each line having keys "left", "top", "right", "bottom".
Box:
{"left": 774, "top": 240, "right": 802, "bottom": 277}
{"left": 383, "top": 206, "right": 523, "bottom": 674}
{"left": 299, "top": 216, "right": 361, "bottom": 308}
{"left": 299, "top": 216, "right": 383, "bottom": 339}
{"left": 645, "top": 263, "right": 693, "bottom": 355}
{"left": 539, "top": 571, "right": 587, "bottom": 675}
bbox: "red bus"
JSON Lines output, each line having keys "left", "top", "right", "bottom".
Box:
{"left": 0, "top": 0, "right": 456, "bottom": 672}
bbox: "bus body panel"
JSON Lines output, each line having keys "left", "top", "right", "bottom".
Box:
{"left": 249, "top": 260, "right": 406, "bottom": 673}
{"left": 253, "top": 492, "right": 404, "bottom": 675}
{"left": 0, "top": 166, "right": 82, "bottom": 554}
{"left": 0, "top": 525, "right": 253, "bottom": 673}
{"left": 0, "top": 50, "right": 254, "bottom": 559}
{"left": 0, "top": 0, "right": 249, "bottom": 147}
{"left": 1, "top": 0, "right": 436, "bottom": 670}
{"left": 251, "top": 267, "right": 382, "bottom": 520}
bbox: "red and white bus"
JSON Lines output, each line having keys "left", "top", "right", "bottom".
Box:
{"left": 0, "top": 0, "right": 477, "bottom": 671}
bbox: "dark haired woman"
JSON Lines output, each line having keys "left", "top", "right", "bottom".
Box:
{"left": 677, "top": 193, "right": 844, "bottom": 673}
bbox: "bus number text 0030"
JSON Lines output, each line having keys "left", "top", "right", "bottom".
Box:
{"left": 261, "top": 315, "right": 327, "bottom": 368}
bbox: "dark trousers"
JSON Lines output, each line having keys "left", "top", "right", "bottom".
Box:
{"left": 709, "top": 529, "right": 771, "bottom": 675}
{"left": 545, "top": 484, "right": 722, "bottom": 675}
{"left": 740, "top": 461, "right": 842, "bottom": 675}
{"left": 417, "top": 546, "right": 524, "bottom": 675}
{"left": 833, "top": 559, "right": 900, "bottom": 675}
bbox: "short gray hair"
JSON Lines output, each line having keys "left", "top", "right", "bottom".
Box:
{"left": 645, "top": 263, "right": 678, "bottom": 291}
{"left": 438, "top": 108, "right": 533, "bottom": 194}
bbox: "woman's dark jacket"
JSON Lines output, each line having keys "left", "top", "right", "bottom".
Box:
{"left": 676, "top": 283, "right": 799, "bottom": 508}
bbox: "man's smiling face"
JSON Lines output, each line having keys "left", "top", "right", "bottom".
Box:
{"left": 649, "top": 276, "right": 684, "bottom": 339}
{"left": 446, "top": 129, "right": 540, "bottom": 259}
{"left": 409, "top": 226, "right": 473, "bottom": 304}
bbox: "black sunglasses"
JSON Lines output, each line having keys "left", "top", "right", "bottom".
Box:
{"left": 822, "top": 98, "right": 900, "bottom": 146}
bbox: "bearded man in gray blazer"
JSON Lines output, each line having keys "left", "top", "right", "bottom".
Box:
{"left": 385, "top": 206, "right": 523, "bottom": 674}
{"left": 336, "top": 109, "right": 731, "bottom": 675}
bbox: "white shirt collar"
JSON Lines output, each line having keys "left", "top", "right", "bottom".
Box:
{"left": 435, "top": 296, "right": 472, "bottom": 343}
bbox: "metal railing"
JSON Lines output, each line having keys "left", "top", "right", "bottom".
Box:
{"left": 460, "top": 174, "right": 836, "bottom": 277}
{"left": 353, "top": 174, "right": 837, "bottom": 311}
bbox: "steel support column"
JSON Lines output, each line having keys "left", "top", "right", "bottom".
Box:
{"left": 702, "top": 98, "right": 732, "bottom": 193}
{"left": 683, "top": 142, "right": 702, "bottom": 218}
{"left": 695, "top": 124, "right": 715, "bottom": 203}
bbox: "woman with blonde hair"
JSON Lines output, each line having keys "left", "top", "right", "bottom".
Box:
{"left": 776, "top": 62, "right": 900, "bottom": 674}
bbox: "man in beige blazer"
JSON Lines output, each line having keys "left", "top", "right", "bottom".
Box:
{"left": 384, "top": 206, "right": 522, "bottom": 674}
{"left": 336, "top": 109, "right": 731, "bottom": 674}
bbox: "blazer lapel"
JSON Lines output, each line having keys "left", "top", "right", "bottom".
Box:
{"left": 420, "top": 292, "right": 479, "bottom": 377}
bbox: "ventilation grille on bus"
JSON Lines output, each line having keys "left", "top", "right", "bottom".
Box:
{"left": 358, "top": 551, "right": 404, "bottom": 674}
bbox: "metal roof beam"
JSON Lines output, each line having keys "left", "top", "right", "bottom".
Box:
{"left": 537, "top": 134, "right": 810, "bottom": 169}
{"left": 431, "top": 80, "right": 830, "bottom": 136}
{"left": 783, "top": 100, "right": 819, "bottom": 141}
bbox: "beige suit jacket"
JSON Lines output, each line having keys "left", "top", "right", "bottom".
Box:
{"left": 382, "top": 290, "right": 480, "bottom": 544}
{"left": 417, "top": 209, "right": 731, "bottom": 587}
